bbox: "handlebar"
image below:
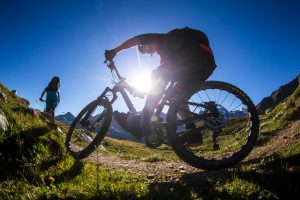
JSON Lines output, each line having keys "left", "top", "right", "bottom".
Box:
{"left": 104, "top": 58, "right": 146, "bottom": 98}
{"left": 104, "top": 59, "right": 125, "bottom": 81}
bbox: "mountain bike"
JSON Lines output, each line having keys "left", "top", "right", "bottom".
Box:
{"left": 65, "top": 59, "right": 259, "bottom": 170}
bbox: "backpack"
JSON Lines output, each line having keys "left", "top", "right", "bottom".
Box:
{"left": 161, "top": 27, "right": 210, "bottom": 57}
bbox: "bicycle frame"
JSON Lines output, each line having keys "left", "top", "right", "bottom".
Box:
{"left": 79, "top": 59, "right": 216, "bottom": 133}
{"left": 98, "top": 68, "right": 174, "bottom": 117}
{"left": 94, "top": 60, "right": 217, "bottom": 130}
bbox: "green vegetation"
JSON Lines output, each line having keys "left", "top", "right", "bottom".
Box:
{"left": 260, "top": 86, "right": 300, "bottom": 134}
{"left": 101, "top": 137, "right": 178, "bottom": 162}
{"left": 0, "top": 83, "right": 299, "bottom": 199}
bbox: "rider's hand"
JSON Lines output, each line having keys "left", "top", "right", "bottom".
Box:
{"left": 105, "top": 49, "right": 116, "bottom": 61}
{"left": 39, "top": 97, "right": 44, "bottom": 102}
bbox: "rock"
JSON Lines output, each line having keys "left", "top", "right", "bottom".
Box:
{"left": 0, "top": 110, "right": 9, "bottom": 132}
{"left": 291, "top": 133, "right": 300, "bottom": 138}
{"left": 99, "top": 143, "right": 106, "bottom": 150}
{"left": 10, "top": 89, "right": 30, "bottom": 106}
{"left": 33, "top": 109, "right": 41, "bottom": 117}
{"left": 57, "top": 127, "right": 64, "bottom": 134}
{"left": 0, "top": 89, "right": 7, "bottom": 103}
{"left": 282, "top": 135, "right": 288, "bottom": 140}
{"left": 147, "top": 174, "right": 155, "bottom": 180}
{"left": 179, "top": 166, "right": 185, "bottom": 170}
{"left": 260, "top": 158, "right": 266, "bottom": 164}
{"left": 21, "top": 98, "right": 30, "bottom": 106}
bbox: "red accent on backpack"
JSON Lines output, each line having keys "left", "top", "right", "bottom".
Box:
{"left": 199, "top": 44, "right": 214, "bottom": 57}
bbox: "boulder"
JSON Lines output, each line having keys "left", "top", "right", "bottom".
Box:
{"left": 21, "top": 98, "right": 30, "bottom": 106}
{"left": 0, "top": 109, "right": 9, "bottom": 132}
{"left": 0, "top": 89, "right": 7, "bottom": 103}
{"left": 11, "top": 89, "right": 30, "bottom": 106}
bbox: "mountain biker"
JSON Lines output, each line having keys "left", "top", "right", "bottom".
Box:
{"left": 40, "top": 76, "right": 61, "bottom": 122}
{"left": 105, "top": 27, "right": 217, "bottom": 144}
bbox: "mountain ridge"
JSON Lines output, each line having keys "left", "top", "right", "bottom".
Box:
{"left": 55, "top": 112, "right": 75, "bottom": 125}
{"left": 256, "top": 74, "right": 300, "bottom": 114}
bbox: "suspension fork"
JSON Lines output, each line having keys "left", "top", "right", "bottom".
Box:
{"left": 80, "top": 87, "right": 112, "bottom": 125}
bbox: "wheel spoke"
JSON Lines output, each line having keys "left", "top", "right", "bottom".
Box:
{"left": 168, "top": 81, "right": 259, "bottom": 170}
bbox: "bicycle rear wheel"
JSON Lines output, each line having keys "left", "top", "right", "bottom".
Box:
{"left": 65, "top": 98, "right": 112, "bottom": 160}
{"left": 167, "top": 81, "right": 259, "bottom": 170}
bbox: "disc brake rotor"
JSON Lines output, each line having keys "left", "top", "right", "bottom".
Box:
{"left": 204, "top": 104, "right": 229, "bottom": 130}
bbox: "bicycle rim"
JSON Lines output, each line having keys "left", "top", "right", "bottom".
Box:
{"left": 66, "top": 99, "right": 112, "bottom": 159}
{"left": 167, "top": 81, "right": 259, "bottom": 170}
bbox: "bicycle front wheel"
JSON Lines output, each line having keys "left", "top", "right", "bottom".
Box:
{"left": 66, "top": 98, "right": 112, "bottom": 160}
{"left": 167, "top": 81, "right": 259, "bottom": 170}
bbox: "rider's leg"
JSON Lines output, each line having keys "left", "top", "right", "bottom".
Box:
{"left": 113, "top": 68, "right": 167, "bottom": 139}
{"left": 141, "top": 67, "right": 168, "bottom": 135}
{"left": 175, "top": 70, "right": 216, "bottom": 146}
{"left": 159, "top": 82, "right": 195, "bottom": 129}
{"left": 45, "top": 92, "right": 58, "bottom": 123}
{"left": 50, "top": 108, "right": 55, "bottom": 123}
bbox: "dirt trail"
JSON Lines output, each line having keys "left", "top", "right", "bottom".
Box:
{"left": 246, "top": 120, "right": 300, "bottom": 162}
{"left": 86, "top": 151, "right": 199, "bottom": 178}
{"left": 84, "top": 120, "right": 300, "bottom": 178}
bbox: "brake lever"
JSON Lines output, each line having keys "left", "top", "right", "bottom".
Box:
{"left": 104, "top": 59, "right": 114, "bottom": 71}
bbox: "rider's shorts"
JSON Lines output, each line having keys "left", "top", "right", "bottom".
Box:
{"left": 46, "top": 91, "right": 59, "bottom": 110}
{"left": 154, "top": 59, "right": 216, "bottom": 83}
{"left": 155, "top": 45, "right": 216, "bottom": 83}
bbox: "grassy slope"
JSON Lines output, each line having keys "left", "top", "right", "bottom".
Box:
{"left": 260, "top": 86, "right": 300, "bottom": 134}
{"left": 0, "top": 83, "right": 299, "bottom": 199}
{"left": 101, "top": 137, "right": 178, "bottom": 162}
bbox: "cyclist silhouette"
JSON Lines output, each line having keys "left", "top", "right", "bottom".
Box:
{"left": 40, "top": 76, "right": 61, "bottom": 122}
{"left": 105, "top": 27, "right": 217, "bottom": 144}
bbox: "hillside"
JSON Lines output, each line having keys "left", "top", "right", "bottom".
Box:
{"left": 55, "top": 111, "right": 141, "bottom": 142}
{"left": 256, "top": 74, "right": 300, "bottom": 114}
{"left": 0, "top": 81, "right": 299, "bottom": 199}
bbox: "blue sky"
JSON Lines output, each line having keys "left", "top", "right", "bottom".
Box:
{"left": 0, "top": 0, "right": 299, "bottom": 116}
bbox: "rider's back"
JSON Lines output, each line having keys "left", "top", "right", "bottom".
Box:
{"left": 161, "top": 27, "right": 217, "bottom": 82}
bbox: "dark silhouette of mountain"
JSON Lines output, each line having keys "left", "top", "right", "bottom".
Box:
{"left": 256, "top": 74, "right": 300, "bottom": 114}
{"left": 55, "top": 112, "right": 76, "bottom": 125}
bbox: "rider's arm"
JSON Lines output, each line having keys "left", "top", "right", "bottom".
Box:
{"left": 113, "top": 37, "right": 141, "bottom": 54}
{"left": 40, "top": 88, "right": 47, "bottom": 101}
{"left": 113, "top": 34, "right": 164, "bottom": 54}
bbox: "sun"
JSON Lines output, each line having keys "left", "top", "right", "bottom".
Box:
{"left": 130, "top": 69, "right": 152, "bottom": 93}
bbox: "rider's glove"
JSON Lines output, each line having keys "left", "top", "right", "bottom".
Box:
{"left": 39, "top": 97, "right": 44, "bottom": 102}
{"left": 105, "top": 49, "right": 116, "bottom": 61}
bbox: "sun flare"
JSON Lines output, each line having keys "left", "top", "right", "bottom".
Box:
{"left": 130, "top": 69, "right": 152, "bottom": 93}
